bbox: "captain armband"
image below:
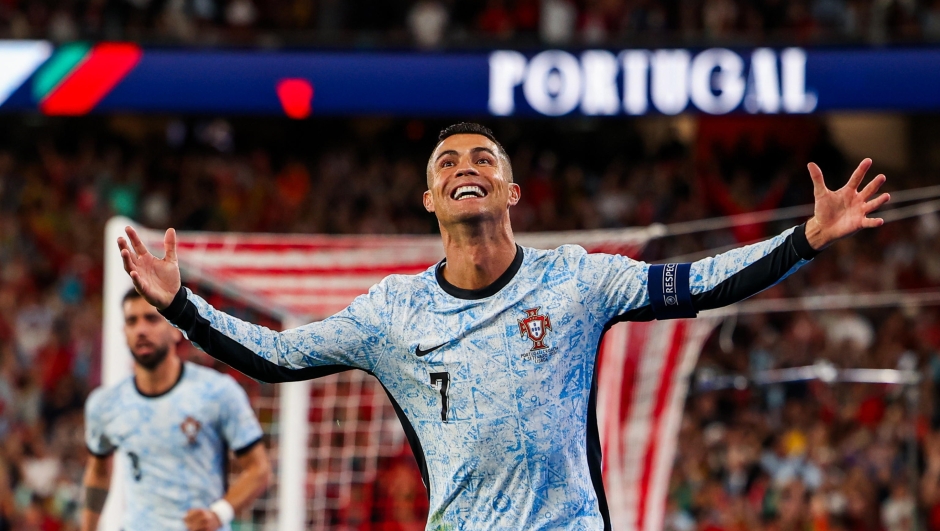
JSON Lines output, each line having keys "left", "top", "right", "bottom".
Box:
{"left": 647, "top": 263, "right": 697, "bottom": 320}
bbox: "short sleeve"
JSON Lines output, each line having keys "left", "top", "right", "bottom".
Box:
{"left": 84, "top": 389, "right": 116, "bottom": 456}
{"left": 218, "top": 376, "right": 264, "bottom": 455}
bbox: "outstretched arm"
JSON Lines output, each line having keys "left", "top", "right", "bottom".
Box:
{"left": 117, "top": 227, "right": 387, "bottom": 382}
{"left": 586, "top": 159, "right": 889, "bottom": 322}
{"left": 686, "top": 159, "right": 888, "bottom": 312}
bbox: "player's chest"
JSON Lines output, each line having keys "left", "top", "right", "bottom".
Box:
{"left": 397, "top": 290, "right": 591, "bottom": 367}
{"left": 107, "top": 393, "right": 219, "bottom": 452}
{"left": 382, "top": 293, "right": 597, "bottom": 422}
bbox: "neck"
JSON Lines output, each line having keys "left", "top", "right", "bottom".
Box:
{"left": 135, "top": 353, "right": 182, "bottom": 396}
{"left": 439, "top": 215, "right": 517, "bottom": 291}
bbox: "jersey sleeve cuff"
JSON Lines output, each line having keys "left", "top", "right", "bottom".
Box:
{"left": 159, "top": 287, "right": 190, "bottom": 322}
{"left": 791, "top": 223, "right": 821, "bottom": 261}
{"left": 86, "top": 445, "right": 115, "bottom": 458}
{"left": 233, "top": 436, "right": 264, "bottom": 457}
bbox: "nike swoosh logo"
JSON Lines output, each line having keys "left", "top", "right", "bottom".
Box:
{"left": 415, "top": 343, "right": 446, "bottom": 357}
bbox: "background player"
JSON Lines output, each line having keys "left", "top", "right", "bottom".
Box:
{"left": 81, "top": 289, "right": 271, "bottom": 531}
{"left": 117, "top": 123, "right": 888, "bottom": 530}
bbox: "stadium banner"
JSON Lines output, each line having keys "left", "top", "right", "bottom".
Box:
{"left": 4, "top": 41, "right": 940, "bottom": 116}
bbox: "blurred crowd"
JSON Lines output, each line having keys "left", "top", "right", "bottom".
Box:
{"left": 0, "top": 113, "right": 939, "bottom": 530}
{"left": 1, "top": 0, "right": 939, "bottom": 47}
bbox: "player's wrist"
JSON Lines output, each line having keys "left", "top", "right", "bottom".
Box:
{"left": 804, "top": 217, "right": 830, "bottom": 251}
{"left": 209, "top": 499, "right": 234, "bottom": 527}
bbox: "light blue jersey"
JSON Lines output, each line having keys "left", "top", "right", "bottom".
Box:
{"left": 159, "top": 224, "right": 819, "bottom": 530}
{"left": 85, "top": 362, "right": 264, "bottom": 531}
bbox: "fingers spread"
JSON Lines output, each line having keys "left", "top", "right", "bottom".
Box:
{"left": 846, "top": 158, "right": 872, "bottom": 190}
{"left": 120, "top": 248, "right": 138, "bottom": 275}
{"left": 125, "top": 226, "right": 151, "bottom": 258}
{"left": 864, "top": 192, "right": 891, "bottom": 213}
{"left": 863, "top": 217, "right": 884, "bottom": 228}
{"left": 807, "top": 162, "right": 826, "bottom": 196}
{"left": 859, "top": 174, "right": 886, "bottom": 201}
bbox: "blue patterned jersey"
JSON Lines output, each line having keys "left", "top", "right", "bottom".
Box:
{"left": 84, "top": 362, "right": 264, "bottom": 531}
{"left": 159, "top": 224, "right": 819, "bottom": 530}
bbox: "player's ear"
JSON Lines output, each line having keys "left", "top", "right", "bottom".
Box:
{"left": 423, "top": 190, "right": 435, "bottom": 213}
{"left": 508, "top": 183, "right": 521, "bottom": 207}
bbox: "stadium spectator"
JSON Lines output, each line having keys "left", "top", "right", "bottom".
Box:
{"left": 4, "top": 0, "right": 940, "bottom": 46}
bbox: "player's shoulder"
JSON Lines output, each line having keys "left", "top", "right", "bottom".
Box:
{"left": 85, "top": 377, "right": 135, "bottom": 415}
{"left": 525, "top": 244, "right": 589, "bottom": 260}
{"left": 183, "top": 361, "right": 242, "bottom": 390}
{"left": 522, "top": 244, "right": 591, "bottom": 270}
{"left": 363, "top": 268, "right": 439, "bottom": 302}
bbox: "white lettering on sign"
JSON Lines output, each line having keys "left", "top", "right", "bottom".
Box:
{"left": 745, "top": 47, "right": 781, "bottom": 113}
{"left": 488, "top": 50, "right": 527, "bottom": 115}
{"left": 621, "top": 50, "right": 649, "bottom": 115}
{"left": 488, "top": 47, "right": 817, "bottom": 116}
{"left": 781, "top": 47, "right": 817, "bottom": 113}
{"left": 650, "top": 49, "right": 690, "bottom": 115}
{"left": 523, "top": 50, "right": 582, "bottom": 116}
{"left": 689, "top": 48, "right": 745, "bottom": 115}
{"left": 580, "top": 50, "right": 619, "bottom": 115}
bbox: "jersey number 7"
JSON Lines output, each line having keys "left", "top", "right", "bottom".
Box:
{"left": 429, "top": 372, "right": 450, "bottom": 422}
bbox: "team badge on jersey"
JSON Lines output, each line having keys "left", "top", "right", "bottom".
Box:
{"left": 180, "top": 416, "right": 202, "bottom": 445}
{"left": 518, "top": 307, "right": 552, "bottom": 351}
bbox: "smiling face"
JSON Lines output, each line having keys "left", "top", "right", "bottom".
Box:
{"left": 123, "top": 296, "right": 181, "bottom": 371}
{"left": 423, "top": 133, "right": 520, "bottom": 226}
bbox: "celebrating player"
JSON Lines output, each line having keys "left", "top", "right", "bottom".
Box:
{"left": 117, "top": 123, "right": 889, "bottom": 530}
{"left": 81, "top": 289, "right": 271, "bottom": 531}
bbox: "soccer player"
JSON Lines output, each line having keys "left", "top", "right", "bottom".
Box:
{"left": 81, "top": 289, "right": 271, "bottom": 531}
{"left": 117, "top": 123, "right": 889, "bottom": 530}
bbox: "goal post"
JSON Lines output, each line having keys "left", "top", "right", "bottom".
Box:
{"left": 99, "top": 216, "right": 134, "bottom": 531}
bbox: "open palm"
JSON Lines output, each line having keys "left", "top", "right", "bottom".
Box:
{"left": 806, "top": 158, "right": 890, "bottom": 249}
{"left": 118, "top": 226, "right": 181, "bottom": 309}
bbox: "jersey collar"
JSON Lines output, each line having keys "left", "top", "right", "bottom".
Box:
{"left": 133, "top": 361, "right": 186, "bottom": 399}
{"left": 435, "top": 244, "right": 523, "bottom": 300}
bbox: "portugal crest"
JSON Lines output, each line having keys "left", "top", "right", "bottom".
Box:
{"left": 180, "top": 416, "right": 202, "bottom": 445}
{"left": 518, "top": 307, "right": 552, "bottom": 351}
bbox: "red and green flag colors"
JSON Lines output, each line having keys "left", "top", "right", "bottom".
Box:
{"left": 33, "top": 42, "right": 142, "bottom": 116}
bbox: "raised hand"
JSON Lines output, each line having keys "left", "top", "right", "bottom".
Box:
{"left": 118, "top": 226, "right": 181, "bottom": 310}
{"left": 804, "top": 158, "right": 890, "bottom": 250}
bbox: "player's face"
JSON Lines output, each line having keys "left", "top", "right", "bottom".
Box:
{"left": 123, "top": 297, "right": 180, "bottom": 371}
{"left": 423, "top": 134, "right": 520, "bottom": 224}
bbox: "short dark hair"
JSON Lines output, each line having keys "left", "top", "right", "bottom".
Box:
{"left": 427, "top": 122, "right": 512, "bottom": 186}
{"left": 123, "top": 288, "right": 143, "bottom": 305}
